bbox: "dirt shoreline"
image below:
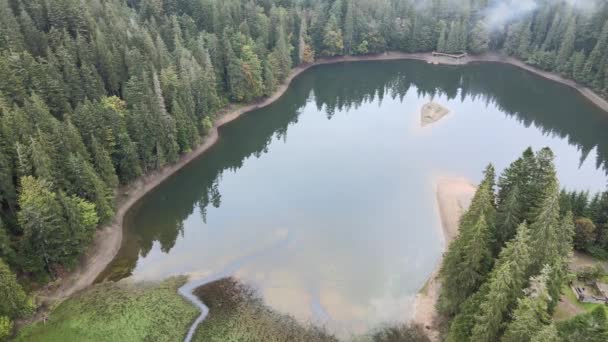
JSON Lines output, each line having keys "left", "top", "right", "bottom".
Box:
{"left": 33, "top": 51, "right": 608, "bottom": 321}
{"left": 412, "top": 177, "right": 476, "bottom": 341}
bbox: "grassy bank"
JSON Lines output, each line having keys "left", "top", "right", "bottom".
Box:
{"left": 15, "top": 277, "right": 197, "bottom": 342}
{"left": 192, "top": 278, "right": 338, "bottom": 342}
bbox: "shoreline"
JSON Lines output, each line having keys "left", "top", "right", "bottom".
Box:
{"left": 412, "top": 177, "right": 476, "bottom": 341}
{"left": 32, "top": 51, "right": 608, "bottom": 324}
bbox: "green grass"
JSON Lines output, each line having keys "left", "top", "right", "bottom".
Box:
{"left": 15, "top": 277, "right": 198, "bottom": 342}
{"left": 562, "top": 284, "right": 604, "bottom": 312}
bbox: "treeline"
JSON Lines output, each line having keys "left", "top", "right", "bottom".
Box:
{"left": 560, "top": 189, "right": 608, "bottom": 259}
{"left": 437, "top": 147, "right": 608, "bottom": 341}
{"left": 0, "top": 0, "right": 608, "bottom": 336}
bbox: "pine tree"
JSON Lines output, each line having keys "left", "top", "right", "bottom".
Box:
{"left": 502, "top": 265, "right": 553, "bottom": 342}
{"left": 446, "top": 21, "right": 461, "bottom": 53}
{"left": 529, "top": 181, "right": 561, "bottom": 274}
{"left": 57, "top": 192, "right": 98, "bottom": 261}
{"left": 271, "top": 28, "right": 292, "bottom": 81}
{"left": 556, "top": 17, "right": 576, "bottom": 71}
{"left": 172, "top": 99, "right": 199, "bottom": 153}
{"left": 438, "top": 165, "right": 496, "bottom": 316}
{"left": 571, "top": 50, "right": 586, "bottom": 82}
{"left": 114, "top": 132, "right": 142, "bottom": 184}
{"left": 495, "top": 184, "right": 522, "bottom": 249}
{"left": 436, "top": 21, "right": 447, "bottom": 52}
{"left": 517, "top": 22, "right": 532, "bottom": 60}
{"left": 343, "top": 0, "right": 355, "bottom": 54}
{"left": 90, "top": 136, "right": 119, "bottom": 189}
{"left": 470, "top": 223, "right": 533, "bottom": 342}
{"left": 65, "top": 154, "right": 114, "bottom": 223}
{"left": 446, "top": 284, "right": 489, "bottom": 342}
{"left": 582, "top": 21, "right": 608, "bottom": 84}
{"left": 0, "top": 148, "right": 16, "bottom": 213}
{"left": 469, "top": 21, "right": 489, "bottom": 55}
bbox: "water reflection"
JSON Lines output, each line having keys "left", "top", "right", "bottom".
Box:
{"left": 100, "top": 60, "right": 608, "bottom": 334}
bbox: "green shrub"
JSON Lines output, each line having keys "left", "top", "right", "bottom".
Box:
{"left": 0, "top": 316, "right": 13, "bottom": 341}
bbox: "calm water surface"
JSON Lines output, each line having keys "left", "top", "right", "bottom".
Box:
{"left": 102, "top": 60, "right": 608, "bottom": 336}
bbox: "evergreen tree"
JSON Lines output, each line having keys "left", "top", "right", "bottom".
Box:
{"left": 90, "top": 136, "right": 119, "bottom": 189}
{"left": 436, "top": 21, "right": 447, "bottom": 52}
{"left": 517, "top": 22, "right": 532, "bottom": 60}
{"left": 502, "top": 265, "right": 553, "bottom": 342}
{"left": 469, "top": 21, "right": 489, "bottom": 54}
{"left": 438, "top": 165, "right": 496, "bottom": 316}
{"left": 495, "top": 184, "right": 522, "bottom": 249}
{"left": 343, "top": 0, "right": 355, "bottom": 55}
{"left": 470, "top": 222, "right": 533, "bottom": 342}
{"left": 446, "top": 21, "right": 461, "bottom": 53}
{"left": 582, "top": 21, "right": 608, "bottom": 84}
{"left": 529, "top": 181, "right": 561, "bottom": 274}
{"left": 556, "top": 17, "right": 576, "bottom": 71}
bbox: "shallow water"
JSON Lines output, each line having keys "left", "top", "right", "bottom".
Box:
{"left": 101, "top": 60, "right": 608, "bottom": 337}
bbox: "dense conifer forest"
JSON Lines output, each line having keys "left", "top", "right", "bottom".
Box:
{"left": 437, "top": 148, "right": 608, "bottom": 341}
{"left": 2, "top": 0, "right": 608, "bottom": 339}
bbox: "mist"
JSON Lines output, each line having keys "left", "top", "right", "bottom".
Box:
{"left": 483, "top": 0, "right": 601, "bottom": 31}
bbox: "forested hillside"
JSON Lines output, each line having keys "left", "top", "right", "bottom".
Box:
{"left": 1, "top": 0, "right": 608, "bottom": 338}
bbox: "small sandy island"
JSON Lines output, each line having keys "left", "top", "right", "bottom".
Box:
{"left": 413, "top": 177, "right": 476, "bottom": 341}
{"left": 421, "top": 102, "right": 450, "bottom": 127}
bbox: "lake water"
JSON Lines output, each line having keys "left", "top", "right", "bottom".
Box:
{"left": 101, "top": 60, "right": 608, "bottom": 337}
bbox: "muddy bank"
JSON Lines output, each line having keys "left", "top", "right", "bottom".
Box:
{"left": 36, "top": 51, "right": 608, "bottom": 321}
{"left": 412, "top": 177, "right": 476, "bottom": 341}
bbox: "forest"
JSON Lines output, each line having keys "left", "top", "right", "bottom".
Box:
{"left": 436, "top": 147, "right": 608, "bottom": 341}
{"left": 2, "top": 0, "right": 608, "bottom": 339}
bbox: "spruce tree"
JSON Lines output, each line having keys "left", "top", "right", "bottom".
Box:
{"left": 470, "top": 223, "right": 533, "bottom": 342}
{"left": 438, "top": 165, "right": 496, "bottom": 316}
{"left": 495, "top": 184, "right": 522, "bottom": 249}
{"left": 446, "top": 21, "right": 461, "bottom": 53}
{"left": 469, "top": 21, "right": 489, "bottom": 54}
{"left": 90, "top": 136, "right": 119, "bottom": 189}
{"left": 529, "top": 181, "right": 561, "bottom": 274}
{"left": 556, "top": 17, "right": 576, "bottom": 71}
{"left": 502, "top": 265, "right": 553, "bottom": 342}
{"left": 436, "top": 21, "right": 447, "bottom": 52}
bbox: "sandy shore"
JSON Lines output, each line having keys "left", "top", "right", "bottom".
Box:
{"left": 33, "top": 51, "right": 607, "bottom": 321}
{"left": 412, "top": 177, "right": 476, "bottom": 341}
